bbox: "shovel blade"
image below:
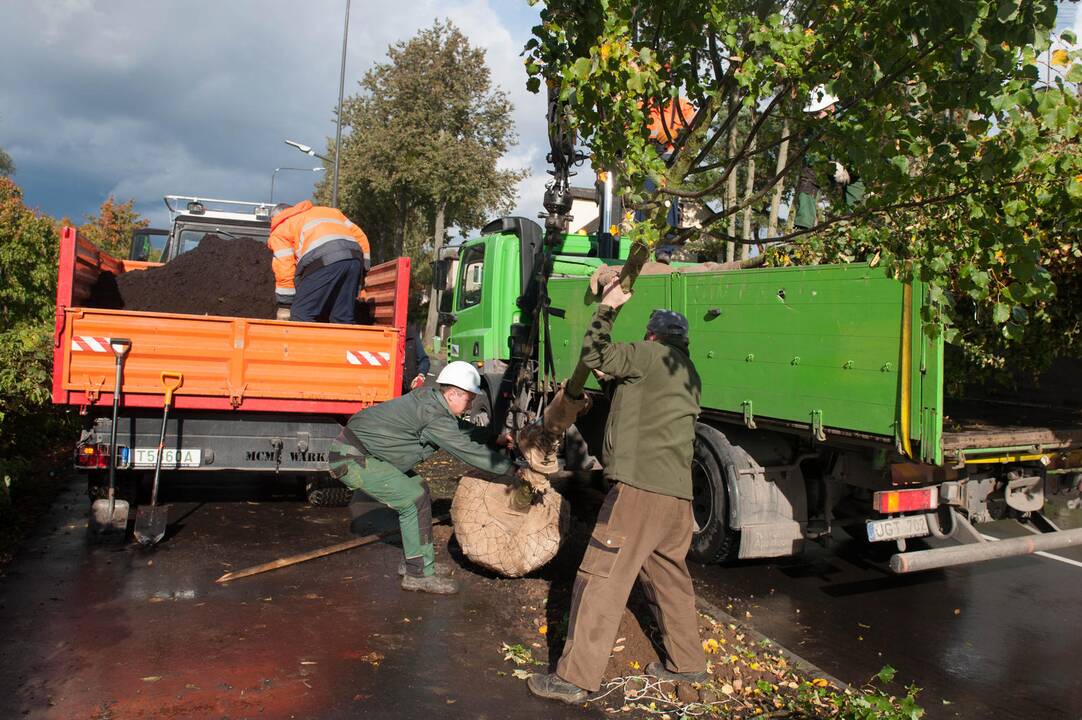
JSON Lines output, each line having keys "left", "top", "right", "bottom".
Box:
{"left": 134, "top": 505, "right": 168, "bottom": 546}
{"left": 89, "top": 499, "right": 130, "bottom": 540}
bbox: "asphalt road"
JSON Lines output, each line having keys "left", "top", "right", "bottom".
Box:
{"left": 0, "top": 476, "right": 599, "bottom": 720}
{"left": 692, "top": 502, "right": 1082, "bottom": 720}
{"left": 3, "top": 472, "right": 1079, "bottom": 719}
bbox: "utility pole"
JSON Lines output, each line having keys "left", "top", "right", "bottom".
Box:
{"left": 333, "top": 0, "right": 351, "bottom": 209}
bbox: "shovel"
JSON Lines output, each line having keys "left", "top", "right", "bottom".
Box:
{"left": 134, "top": 371, "right": 183, "bottom": 546}
{"left": 90, "top": 338, "right": 132, "bottom": 539}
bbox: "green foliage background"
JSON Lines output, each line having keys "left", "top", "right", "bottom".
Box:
{"left": 526, "top": 0, "right": 1081, "bottom": 387}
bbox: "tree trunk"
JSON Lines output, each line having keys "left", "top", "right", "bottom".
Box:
{"left": 394, "top": 194, "right": 408, "bottom": 258}
{"left": 739, "top": 128, "right": 756, "bottom": 262}
{"left": 767, "top": 119, "right": 790, "bottom": 238}
{"left": 725, "top": 124, "right": 739, "bottom": 262}
{"left": 423, "top": 201, "right": 447, "bottom": 348}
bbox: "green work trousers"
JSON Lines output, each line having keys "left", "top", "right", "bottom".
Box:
{"left": 330, "top": 450, "right": 435, "bottom": 577}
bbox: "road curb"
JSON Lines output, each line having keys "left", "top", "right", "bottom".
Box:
{"left": 694, "top": 595, "right": 850, "bottom": 692}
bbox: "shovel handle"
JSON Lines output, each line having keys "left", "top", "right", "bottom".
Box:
{"left": 160, "top": 372, "right": 184, "bottom": 406}
{"left": 109, "top": 337, "right": 132, "bottom": 358}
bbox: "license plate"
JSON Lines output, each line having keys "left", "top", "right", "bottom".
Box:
{"left": 866, "top": 514, "right": 929, "bottom": 542}
{"left": 133, "top": 448, "right": 202, "bottom": 468}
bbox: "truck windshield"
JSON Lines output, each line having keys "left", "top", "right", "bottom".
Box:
{"left": 176, "top": 228, "right": 266, "bottom": 256}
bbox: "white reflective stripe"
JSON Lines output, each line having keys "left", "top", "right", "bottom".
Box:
{"left": 273, "top": 248, "right": 293, "bottom": 259}
{"left": 71, "top": 338, "right": 84, "bottom": 352}
{"left": 83, "top": 337, "right": 106, "bottom": 352}
{"left": 378, "top": 352, "right": 390, "bottom": 362}
{"left": 299, "top": 217, "right": 354, "bottom": 250}
{"left": 360, "top": 351, "right": 381, "bottom": 366}
{"left": 302, "top": 233, "right": 356, "bottom": 259}
{"left": 276, "top": 287, "right": 296, "bottom": 296}
{"left": 345, "top": 351, "right": 362, "bottom": 365}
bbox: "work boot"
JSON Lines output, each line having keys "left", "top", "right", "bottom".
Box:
{"left": 400, "top": 573, "right": 459, "bottom": 595}
{"left": 526, "top": 673, "right": 587, "bottom": 704}
{"left": 645, "top": 661, "right": 709, "bottom": 684}
{"left": 397, "top": 561, "right": 453, "bottom": 577}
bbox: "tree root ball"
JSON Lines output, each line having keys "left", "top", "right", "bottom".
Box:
{"left": 451, "top": 476, "right": 569, "bottom": 577}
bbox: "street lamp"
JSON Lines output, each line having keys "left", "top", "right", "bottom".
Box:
{"left": 284, "top": 140, "right": 331, "bottom": 163}
{"left": 271, "top": 166, "right": 325, "bottom": 203}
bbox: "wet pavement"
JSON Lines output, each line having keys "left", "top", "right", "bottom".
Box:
{"left": 692, "top": 503, "right": 1082, "bottom": 720}
{"left": 0, "top": 476, "right": 599, "bottom": 719}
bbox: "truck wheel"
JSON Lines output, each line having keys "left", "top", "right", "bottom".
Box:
{"left": 305, "top": 479, "right": 353, "bottom": 507}
{"left": 467, "top": 388, "right": 493, "bottom": 431}
{"left": 689, "top": 424, "right": 740, "bottom": 565}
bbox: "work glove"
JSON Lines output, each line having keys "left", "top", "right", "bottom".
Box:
{"left": 832, "top": 161, "right": 850, "bottom": 185}
{"left": 275, "top": 306, "right": 291, "bottom": 321}
{"left": 410, "top": 373, "right": 425, "bottom": 390}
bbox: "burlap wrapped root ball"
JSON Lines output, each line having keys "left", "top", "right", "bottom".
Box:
{"left": 451, "top": 476, "right": 569, "bottom": 577}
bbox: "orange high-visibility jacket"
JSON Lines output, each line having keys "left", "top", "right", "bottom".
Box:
{"left": 267, "top": 201, "right": 371, "bottom": 304}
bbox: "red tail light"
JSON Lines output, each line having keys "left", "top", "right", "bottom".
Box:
{"left": 75, "top": 444, "right": 110, "bottom": 469}
{"left": 873, "top": 487, "right": 938, "bottom": 514}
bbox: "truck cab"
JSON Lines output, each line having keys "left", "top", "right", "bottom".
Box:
{"left": 126, "top": 196, "right": 275, "bottom": 265}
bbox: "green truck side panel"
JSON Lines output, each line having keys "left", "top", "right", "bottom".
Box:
{"left": 544, "top": 263, "right": 939, "bottom": 450}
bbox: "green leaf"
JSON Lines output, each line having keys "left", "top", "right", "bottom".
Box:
{"left": 1011, "top": 306, "right": 1029, "bottom": 323}
{"left": 996, "top": 0, "right": 1020, "bottom": 22}
{"left": 876, "top": 665, "right": 897, "bottom": 684}
{"left": 992, "top": 303, "right": 1011, "bottom": 323}
{"left": 1066, "top": 64, "right": 1082, "bottom": 84}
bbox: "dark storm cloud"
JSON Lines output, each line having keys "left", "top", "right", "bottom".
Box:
{"left": 0, "top": 0, "right": 546, "bottom": 227}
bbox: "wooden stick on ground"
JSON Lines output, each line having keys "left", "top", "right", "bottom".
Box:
{"left": 215, "top": 517, "right": 446, "bottom": 584}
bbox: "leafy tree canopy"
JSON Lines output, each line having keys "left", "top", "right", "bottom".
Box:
{"left": 526, "top": 0, "right": 1081, "bottom": 382}
{"left": 77, "top": 196, "right": 149, "bottom": 260}
{"left": 323, "top": 19, "right": 526, "bottom": 260}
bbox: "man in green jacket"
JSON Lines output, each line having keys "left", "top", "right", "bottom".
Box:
{"left": 528, "top": 279, "right": 707, "bottom": 704}
{"left": 328, "top": 361, "right": 513, "bottom": 595}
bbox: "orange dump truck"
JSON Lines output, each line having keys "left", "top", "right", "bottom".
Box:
{"left": 52, "top": 199, "right": 409, "bottom": 507}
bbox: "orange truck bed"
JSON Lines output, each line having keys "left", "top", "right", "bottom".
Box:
{"left": 52, "top": 227, "right": 409, "bottom": 415}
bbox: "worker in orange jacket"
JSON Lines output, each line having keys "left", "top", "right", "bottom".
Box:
{"left": 268, "top": 201, "right": 371, "bottom": 323}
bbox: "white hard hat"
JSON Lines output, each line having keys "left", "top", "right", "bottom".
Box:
{"left": 803, "top": 86, "right": 840, "bottom": 113}
{"left": 436, "top": 361, "right": 482, "bottom": 394}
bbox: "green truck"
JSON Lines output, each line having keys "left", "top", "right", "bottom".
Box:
{"left": 440, "top": 216, "right": 1082, "bottom": 573}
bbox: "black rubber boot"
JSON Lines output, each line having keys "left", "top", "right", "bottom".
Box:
{"left": 645, "top": 661, "right": 708, "bottom": 684}
{"left": 526, "top": 673, "right": 588, "bottom": 704}
{"left": 400, "top": 574, "right": 459, "bottom": 595}
{"left": 397, "top": 561, "right": 453, "bottom": 577}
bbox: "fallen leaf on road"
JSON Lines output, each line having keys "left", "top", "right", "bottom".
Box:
{"left": 300, "top": 661, "right": 317, "bottom": 665}
{"left": 538, "top": 625, "right": 547, "bottom": 635}
{"left": 721, "top": 683, "right": 734, "bottom": 695}
{"left": 511, "top": 669, "right": 530, "bottom": 680}
{"left": 142, "top": 676, "right": 161, "bottom": 682}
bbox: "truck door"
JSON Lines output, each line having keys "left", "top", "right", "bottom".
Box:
{"left": 449, "top": 242, "right": 489, "bottom": 363}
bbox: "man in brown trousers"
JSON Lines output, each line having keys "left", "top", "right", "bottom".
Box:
{"left": 528, "top": 278, "right": 707, "bottom": 704}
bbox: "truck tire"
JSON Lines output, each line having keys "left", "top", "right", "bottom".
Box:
{"left": 689, "top": 423, "right": 741, "bottom": 565}
{"left": 305, "top": 479, "right": 353, "bottom": 507}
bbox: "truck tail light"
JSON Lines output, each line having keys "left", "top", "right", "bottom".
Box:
{"left": 75, "top": 444, "right": 110, "bottom": 469}
{"left": 874, "top": 487, "right": 938, "bottom": 514}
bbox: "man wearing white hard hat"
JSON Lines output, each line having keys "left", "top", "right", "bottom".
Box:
{"left": 327, "top": 361, "right": 513, "bottom": 594}
{"left": 794, "top": 85, "right": 865, "bottom": 229}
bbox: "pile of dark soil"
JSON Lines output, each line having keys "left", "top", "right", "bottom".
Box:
{"left": 88, "top": 236, "right": 277, "bottom": 319}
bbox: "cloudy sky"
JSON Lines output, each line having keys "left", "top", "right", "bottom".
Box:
{"left": 2, "top": 1, "right": 1078, "bottom": 231}
{"left": 0, "top": 0, "right": 549, "bottom": 229}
